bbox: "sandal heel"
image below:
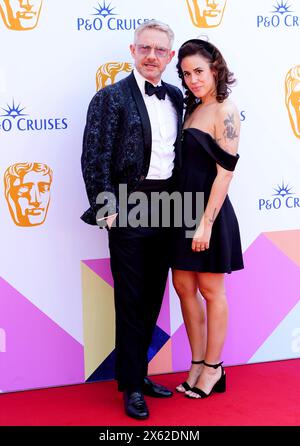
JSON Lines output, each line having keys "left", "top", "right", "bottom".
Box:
{"left": 213, "top": 372, "right": 226, "bottom": 393}
{"left": 185, "top": 361, "right": 226, "bottom": 399}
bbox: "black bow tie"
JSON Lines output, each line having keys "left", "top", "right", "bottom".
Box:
{"left": 145, "top": 81, "right": 167, "bottom": 100}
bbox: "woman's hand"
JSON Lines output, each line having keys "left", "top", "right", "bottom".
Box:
{"left": 192, "top": 218, "right": 212, "bottom": 252}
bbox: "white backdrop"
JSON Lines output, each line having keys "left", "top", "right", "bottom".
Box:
{"left": 0, "top": 0, "right": 299, "bottom": 392}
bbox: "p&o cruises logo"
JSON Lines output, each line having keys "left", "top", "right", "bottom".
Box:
{"left": 257, "top": 1, "right": 300, "bottom": 28}
{"left": 77, "top": 1, "right": 151, "bottom": 32}
{"left": 0, "top": 0, "right": 43, "bottom": 31}
{"left": 258, "top": 181, "right": 300, "bottom": 211}
{"left": 0, "top": 99, "right": 68, "bottom": 133}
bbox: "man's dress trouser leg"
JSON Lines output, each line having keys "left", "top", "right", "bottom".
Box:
{"left": 109, "top": 225, "right": 170, "bottom": 392}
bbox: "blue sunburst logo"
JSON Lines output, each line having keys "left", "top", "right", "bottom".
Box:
{"left": 0, "top": 100, "right": 28, "bottom": 119}
{"left": 273, "top": 181, "right": 294, "bottom": 196}
{"left": 271, "top": 1, "right": 293, "bottom": 14}
{"left": 92, "top": 1, "right": 117, "bottom": 17}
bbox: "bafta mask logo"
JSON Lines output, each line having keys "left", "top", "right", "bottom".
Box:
{"left": 96, "top": 62, "right": 132, "bottom": 91}
{"left": 186, "top": 0, "right": 227, "bottom": 28}
{"left": 0, "top": 0, "right": 43, "bottom": 31}
{"left": 285, "top": 65, "right": 300, "bottom": 139}
{"left": 4, "top": 162, "right": 53, "bottom": 227}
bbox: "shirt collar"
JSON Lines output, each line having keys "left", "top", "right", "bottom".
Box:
{"left": 133, "top": 69, "right": 162, "bottom": 95}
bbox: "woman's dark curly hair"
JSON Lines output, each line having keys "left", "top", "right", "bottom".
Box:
{"left": 177, "top": 39, "right": 236, "bottom": 116}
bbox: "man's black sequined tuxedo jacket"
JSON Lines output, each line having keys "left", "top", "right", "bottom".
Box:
{"left": 81, "top": 72, "right": 183, "bottom": 225}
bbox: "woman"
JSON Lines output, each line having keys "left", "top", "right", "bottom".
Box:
{"left": 172, "top": 39, "right": 244, "bottom": 399}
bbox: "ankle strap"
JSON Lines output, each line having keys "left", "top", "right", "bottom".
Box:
{"left": 203, "top": 361, "right": 223, "bottom": 369}
{"left": 191, "top": 360, "right": 204, "bottom": 365}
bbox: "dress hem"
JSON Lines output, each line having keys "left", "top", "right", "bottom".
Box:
{"left": 171, "top": 265, "right": 244, "bottom": 274}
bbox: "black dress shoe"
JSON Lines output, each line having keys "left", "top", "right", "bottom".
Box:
{"left": 123, "top": 390, "right": 149, "bottom": 420}
{"left": 143, "top": 377, "right": 173, "bottom": 398}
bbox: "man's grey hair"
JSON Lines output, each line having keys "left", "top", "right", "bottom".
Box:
{"left": 134, "top": 20, "right": 175, "bottom": 48}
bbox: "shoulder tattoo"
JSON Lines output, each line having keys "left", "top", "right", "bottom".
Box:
{"left": 223, "top": 113, "right": 239, "bottom": 142}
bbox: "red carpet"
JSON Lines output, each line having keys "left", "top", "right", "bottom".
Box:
{"left": 1, "top": 359, "right": 300, "bottom": 426}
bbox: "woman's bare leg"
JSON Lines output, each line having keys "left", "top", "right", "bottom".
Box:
{"left": 172, "top": 269, "right": 207, "bottom": 391}
{"left": 186, "top": 272, "right": 228, "bottom": 398}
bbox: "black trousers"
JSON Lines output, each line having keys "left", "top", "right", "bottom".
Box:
{"left": 108, "top": 179, "right": 173, "bottom": 392}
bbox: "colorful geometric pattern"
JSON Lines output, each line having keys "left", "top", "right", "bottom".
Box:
{"left": 0, "top": 277, "right": 84, "bottom": 393}
{"left": 249, "top": 300, "right": 300, "bottom": 363}
{"left": 223, "top": 230, "right": 300, "bottom": 365}
{"left": 82, "top": 229, "right": 300, "bottom": 382}
{"left": 81, "top": 258, "right": 171, "bottom": 381}
{"left": 81, "top": 259, "right": 116, "bottom": 381}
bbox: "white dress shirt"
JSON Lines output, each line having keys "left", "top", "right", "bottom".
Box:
{"left": 133, "top": 69, "right": 178, "bottom": 179}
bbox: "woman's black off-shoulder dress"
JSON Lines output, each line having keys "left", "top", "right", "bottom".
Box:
{"left": 172, "top": 128, "right": 244, "bottom": 273}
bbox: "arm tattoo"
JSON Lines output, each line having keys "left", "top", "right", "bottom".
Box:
{"left": 208, "top": 208, "right": 217, "bottom": 224}
{"left": 223, "top": 113, "right": 238, "bottom": 142}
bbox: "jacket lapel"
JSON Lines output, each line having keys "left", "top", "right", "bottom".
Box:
{"left": 127, "top": 72, "right": 152, "bottom": 168}
{"left": 164, "top": 82, "right": 183, "bottom": 169}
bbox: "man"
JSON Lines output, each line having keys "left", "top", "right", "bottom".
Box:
{"left": 4, "top": 162, "right": 52, "bottom": 227}
{"left": 0, "top": 0, "right": 43, "bottom": 31}
{"left": 81, "top": 20, "right": 183, "bottom": 419}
